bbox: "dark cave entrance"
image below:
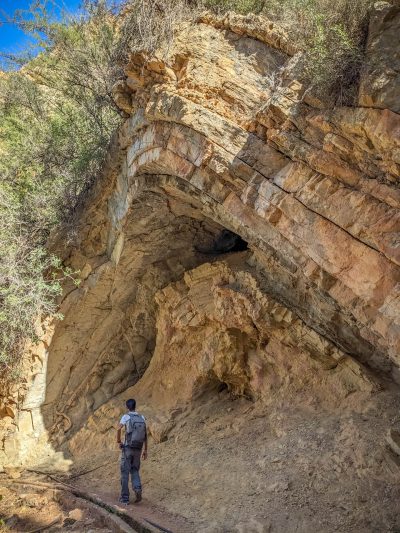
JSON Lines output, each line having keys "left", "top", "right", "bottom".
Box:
{"left": 196, "top": 229, "right": 248, "bottom": 255}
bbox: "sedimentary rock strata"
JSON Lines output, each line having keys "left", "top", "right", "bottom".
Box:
{"left": 1, "top": 9, "right": 400, "bottom": 530}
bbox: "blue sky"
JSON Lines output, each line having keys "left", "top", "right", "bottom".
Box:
{"left": 0, "top": 0, "right": 82, "bottom": 55}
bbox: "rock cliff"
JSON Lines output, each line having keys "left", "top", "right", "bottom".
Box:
{"left": 1, "top": 8, "right": 400, "bottom": 532}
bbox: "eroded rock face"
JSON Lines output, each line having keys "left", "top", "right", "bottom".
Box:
{"left": 1, "top": 14, "right": 400, "bottom": 527}
{"left": 113, "top": 17, "right": 400, "bottom": 379}
{"left": 134, "top": 256, "right": 378, "bottom": 411}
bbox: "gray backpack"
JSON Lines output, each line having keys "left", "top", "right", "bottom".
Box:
{"left": 125, "top": 413, "right": 146, "bottom": 449}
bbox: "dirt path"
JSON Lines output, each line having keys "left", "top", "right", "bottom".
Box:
{"left": 0, "top": 470, "right": 193, "bottom": 533}
{"left": 0, "top": 473, "right": 126, "bottom": 532}
{"left": 69, "top": 393, "right": 400, "bottom": 532}
{"left": 78, "top": 485, "right": 194, "bottom": 533}
{"left": 3, "top": 392, "right": 400, "bottom": 532}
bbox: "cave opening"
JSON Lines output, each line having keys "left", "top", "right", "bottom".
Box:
{"left": 20, "top": 180, "right": 258, "bottom": 474}
{"left": 196, "top": 229, "right": 248, "bottom": 255}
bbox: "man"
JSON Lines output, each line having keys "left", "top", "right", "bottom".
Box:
{"left": 117, "top": 398, "right": 148, "bottom": 504}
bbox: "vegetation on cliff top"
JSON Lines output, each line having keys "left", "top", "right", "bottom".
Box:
{"left": 208, "top": 0, "right": 372, "bottom": 101}
{"left": 0, "top": 0, "right": 373, "bottom": 378}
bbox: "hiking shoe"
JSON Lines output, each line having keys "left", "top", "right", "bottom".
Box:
{"left": 134, "top": 490, "right": 142, "bottom": 503}
{"left": 118, "top": 498, "right": 129, "bottom": 505}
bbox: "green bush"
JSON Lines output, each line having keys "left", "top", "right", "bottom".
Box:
{"left": 0, "top": 1, "right": 121, "bottom": 378}
{"left": 0, "top": 183, "right": 73, "bottom": 374}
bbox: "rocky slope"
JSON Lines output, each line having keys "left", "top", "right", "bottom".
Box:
{"left": 1, "top": 6, "right": 400, "bottom": 532}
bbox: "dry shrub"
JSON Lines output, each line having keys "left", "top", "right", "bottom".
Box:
{"left": 203, "top": 0, "right": 373, "bottom": 103}
{"left": 114, "top": 0, "right": 197, "bottom": 62}
{"left": 202, "top": 0, "right": 266, "bottom": 13}
{"left": 266, "top": 0, "right": 372, "bottom": 103}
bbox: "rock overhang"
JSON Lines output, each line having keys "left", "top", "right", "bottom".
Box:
{"left": 1, "top": 10, "right": 400, "bottom": 471}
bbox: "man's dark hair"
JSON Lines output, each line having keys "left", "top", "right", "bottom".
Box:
{"left": 126, "top": 398, "right": 136, "bottom": 411}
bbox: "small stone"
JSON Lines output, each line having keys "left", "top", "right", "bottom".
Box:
{"left": 386, "top": 428, "right": 400, "bottom": 456}
{"left": 68, "top": 508, "right": 84, "bottom": 521}
{"left": 266, "top": 481, "right": 290, "bottom": 492}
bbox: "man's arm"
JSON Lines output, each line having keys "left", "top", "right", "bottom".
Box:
{"left": 142, "top": 429, "right": 148, "bottom": 460}
{"left": 117, "top": 423, "right": 124, "bottom": 448}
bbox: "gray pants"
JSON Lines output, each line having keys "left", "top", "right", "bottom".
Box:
{"left": 120, "top": 446, "right": 142, "bottom": 502}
